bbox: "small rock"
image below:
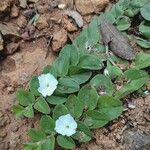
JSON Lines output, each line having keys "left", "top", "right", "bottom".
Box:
{"left": 59, "top": 0, "right": 74, "bottom": 9}
{"left": 0, "top": 0, "right": 12, "bottom": 13}
{"left": 63, "top": 17, "right": 78, "bottom": 32}
{"left": 0, "top": 142, "right": 10, "bottom": 150}
{"left": 0, "top": 33, "right": 3, "bottom": 51}
{"left": 36, "top": 14, "right": 49, "bottom": 30}
{"left": 58, "top": 3, "right": 66, "bottom": 9}
{"left": 52, "top": 29, "right": 68, "bottom": 52}
{"left": 10, "top": 4, "right": 19, "bottom": 18}
{"left": 123, "top": 130, "right": 150, "bottom": 149}
{"left": 21, "top": 31, "right": 30, "bottom": 40}
{"left": 75, "top": 0, "right": 109, "bottom": 15}
{"left": 16, "top": 15, "right": 27, "bottom": 28}
{"left": 0, "top": 129, "right": 7, "bottom": 138}
{"left": 6, "top": 42, "right": 20, "bottom": 55}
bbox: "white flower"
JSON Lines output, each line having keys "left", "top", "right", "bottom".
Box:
{"left": 38, "top": 73, "right": 58, "bottom": 97}
{"left": 55, "top": 114, "right": 77, "bottom": 136}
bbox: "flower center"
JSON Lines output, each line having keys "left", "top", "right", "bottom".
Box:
{"left": 46, "top": 83, "right": 50, "bottom": 87}
{"left": 66, "top": 125, "right": 70, "bottom": 129}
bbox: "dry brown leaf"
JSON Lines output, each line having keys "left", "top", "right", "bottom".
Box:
{"left": 100, "top": 20, "right": 135, "bottom": 60}
{"left": 64, "top": 10, "right": 83, "bottom": 28}
{"left": 0, "top": 23, "right": 20, "bottom": 37}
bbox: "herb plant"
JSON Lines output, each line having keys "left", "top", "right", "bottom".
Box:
{"left": 12, "top": 0, "right": 150, "bottom": 149}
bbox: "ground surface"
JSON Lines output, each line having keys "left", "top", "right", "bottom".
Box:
{"left": 0, "top": 0, "right": 150, "bottom": 150}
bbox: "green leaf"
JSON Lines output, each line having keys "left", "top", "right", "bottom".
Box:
{"left": 69, "top": 72, "right": 92, "bottom": 84}
{"left": 24, "top": 105, "right": 34, "bottom": 118}
{"left": 60, "top": 44, "right": 79, "bottom": 66}
{"left": 136, "top": 37, "right": 150, "bottom": 49}
{"left": 42, "top": 65, "right": 57, "bottom": 78}
{"left": 139, "top": 21, "right": 150, "bottom": 39}
{"left": 135, "top": 52, "right": 150, "bottom": 69}
{"left": 116, "top": 16, "right": 131, "bottom": 31}
{"left": 124, "top": 68, "right": 148, "bottom": 80}
{"left": 65, "top": 95, "right": 84, "bottom": 119}
{"left": 77, "top": 121, "right": 92, "bottom": 137}
{"left": 52, "top": 54, "right": 69, "bottom": 77}
{"left": 110, "top": 3, "right": 124, "bottom": 20}
{"left": 78, "top": 85, "right": 98, "bottom": 110}
{"left": 97, "top": 96, "right": 123, "bottom": 121}
{"left": 57, "top": 77, "right": 80, "bottom": 94}
{"left": 16, "top": 89, "right": 35, "bottom": 106}
{"left": 105, "top": 61, "right": 123, "bottom": 79}
{"left": 42, "top": 136, "right": 55, "bottom": 150}
{"left": 53, "top": 104, "right": 69, "bottom": 120}
{"left": 40, "top": 115, "right": 55, "bottom": 134}
{"left": 30, "top": 76, "right": 40, "bottom": 96}
{"left": 90, "top": 74, "right": 114, "bottom": 96}
{"left": 46, "top": 96, "right": 67, "bottom": 105}
{"left": 115, "top": 70, "right": 149, "bottom": 99}
{"left": 78, "top": 54, "right": 103, "bottom": 70}
{"left": 57, "top": 135, "right": 75, "bottom": 149}
{"left": 12, "top": 105, "right": 24, "bottom": 118}
{"left": 72, "top": 131, "right": 91, "bottom": 143}
{"left": 28, "top": 129, "right": 46, "bottom": 142}
{"left": 34, "top": 97, "right": 50, "bottom": 114}
{"left": 85, "top": 110, "right": 108, "bottom": 128}
{"left": 140, "top": 2, "right": 150, "bottom": 21}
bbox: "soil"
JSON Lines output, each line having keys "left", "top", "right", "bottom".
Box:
{"left": 0, "top": 0, "right": 150, "bottom": 150}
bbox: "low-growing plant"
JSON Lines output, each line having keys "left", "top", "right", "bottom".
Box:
{"left": 12, "top": 0, "right": 150, "bottom": 149}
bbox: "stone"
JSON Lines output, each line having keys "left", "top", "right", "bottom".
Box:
{"left": 123, "top": 130, "right": 150, "bottom": 150}
{"left": 52, "top": 29, "right": 68, "bottom": 52}
{"left": 0, "top": 33, "right": 3, "bottom": 51}
{"left": 0, "top": 0, "right": 12, "bottom": 13}
{"left": 10, "top": 4, "right": 19, "bottom": 18}
{"left": 16, "top": 15, "right": 27, "bottom": 28}
{"left": 6, "top": 42, "right": 20, "bottom": 55}
{"left": 75, "top": 0, "right": 109, "bottom": 15}
{"left": 63, "top": 17, "right": 78, "bottom": 32}
{"left": 36, "top": 14, "right": 49, "bottom": 30}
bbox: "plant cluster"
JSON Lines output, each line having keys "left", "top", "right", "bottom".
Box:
{"left": 12, "top": 0, "right": 150, "bottom": 149}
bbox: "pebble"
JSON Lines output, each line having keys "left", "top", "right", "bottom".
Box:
{"left": 75, "top": 0, "right": 109, "bottom": 15}
{"left": 52, "top": 29, "right": 68, "bottom": 52}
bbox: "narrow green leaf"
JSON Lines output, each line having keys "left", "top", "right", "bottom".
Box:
{"left": 16, "top": 89, "right": 35, "bottom": 106}
{"left": 57, "top": 135, "right": 75, "bottom": 149}
{"left": 34, "top": 97, "right": 50, "bottom": 114}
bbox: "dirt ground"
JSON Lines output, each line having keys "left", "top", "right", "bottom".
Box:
{"left": 0, "top": 0, "right": 150, "bottom": 150}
